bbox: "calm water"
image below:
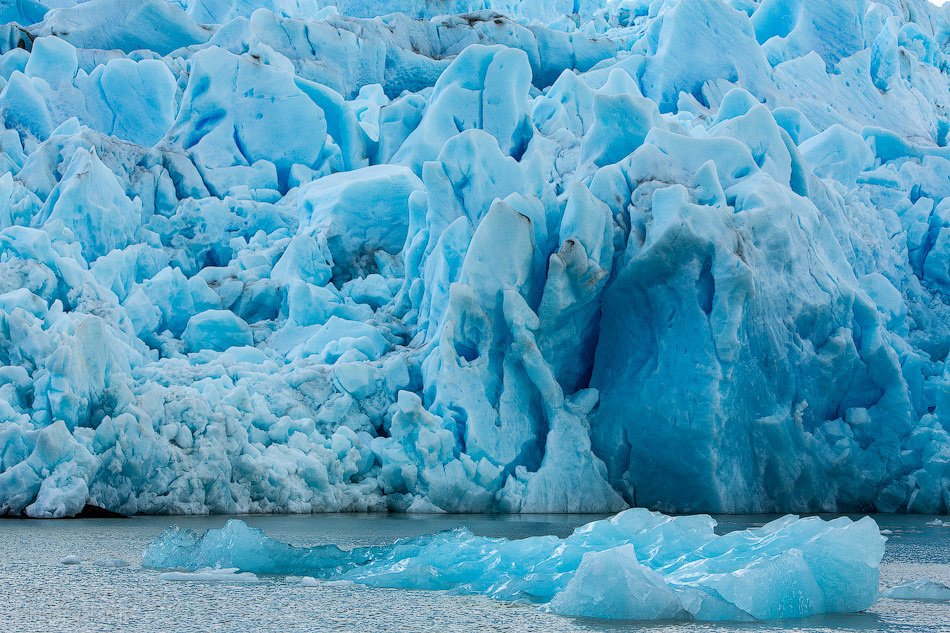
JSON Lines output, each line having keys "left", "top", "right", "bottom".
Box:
{"left": 1, "top": 513, "right": 948, "bottom": 632}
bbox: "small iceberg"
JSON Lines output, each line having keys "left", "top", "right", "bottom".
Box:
{"left": 59, "top": 555, "right": 81, "bottom": 565}
{"left": 93, "top": 558, "right": 129, "bottom": 568}
{"left": 159, "top": 567, "right": 259, "bottom": 583}
{"left": 883, "top": 580, "right": 950, "bottom": 602}
{"left": 143, "top": 509, "right": 885, "bottom": 621}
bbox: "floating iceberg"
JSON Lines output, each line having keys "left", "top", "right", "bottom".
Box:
{"left": 92, "top": 558, "right": 129, "bottom": 567}
{"left": 142, "top": 510, "right": 886, "bottom": 621}
{"left": 0, "top": 0, "right": 949, "bottom": 517}
{"left": 158, "top": 567, "right": 260, "bottom": 583}
{"left": 882, "top": 579, "right": 950, "bottom": 601}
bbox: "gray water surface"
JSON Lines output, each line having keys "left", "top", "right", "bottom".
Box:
{"left": 2, "top": 513, "right": 948, "bottom": 632}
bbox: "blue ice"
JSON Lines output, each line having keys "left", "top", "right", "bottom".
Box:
{"left": 0, "top": 0, "right": 948, "bottom": 518}
{"left": 142, "top": 510, "right": 886, "bottom": 621}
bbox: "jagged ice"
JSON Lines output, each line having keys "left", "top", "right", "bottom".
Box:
{"left": 0, "top": 0, "right": 948, "bottom": 518}
{"left": 142, "top": 510, "right": 886, "bottom": 621}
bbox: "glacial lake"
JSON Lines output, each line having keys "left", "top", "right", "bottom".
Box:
{"left": 2, "top": 513, "right": 948, "bottom": 632}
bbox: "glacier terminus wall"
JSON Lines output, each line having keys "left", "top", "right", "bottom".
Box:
{"left": 0, "top": 0, "right": 948, "bottom": 517}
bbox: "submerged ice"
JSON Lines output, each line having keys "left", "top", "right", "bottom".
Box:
{"left": 0, "top": 0, "right": 949, "bottom": 517}
{"left": 883, "top": 579, "right": 950, "bottom": 601}
{"left": 142, "top": 510, "right": 886, "bottom": 621}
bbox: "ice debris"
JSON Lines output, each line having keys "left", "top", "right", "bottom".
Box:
{"left": 92, "top": 558, "right": 129, "bottom": 567}
{"left": 142, "top": 510, "right": 886, "bottom": 621}
{"left": 158, "top": 567, "right": 260, "bottom": 582}
{"left": 882, "top": 579, "right": 950, "bottom": 601}
{"left": 0, "top": 0, "right": 949, "bottom": 517}
{"left": 59, "top": 554, "right": 81, "bottom": 565}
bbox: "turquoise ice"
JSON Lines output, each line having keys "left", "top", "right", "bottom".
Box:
{"left": 142, "top": 510, "right": 886, "bottom": 621}
{"left": 0, "top": 0, "right": 949, "bottom": 517}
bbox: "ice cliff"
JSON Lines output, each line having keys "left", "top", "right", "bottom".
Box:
{"left": 142, "top": 510, "right": 886, "bottom": 621}
{"left": 0, "top": 0, "right": 948, "bottom": 517}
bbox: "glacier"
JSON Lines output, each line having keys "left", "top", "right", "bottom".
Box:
{"left": 141, "top": 510, "right": 886, "bottom": 621}
{"left": 0, "top": 0, "right": 948, "bottom": 518}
